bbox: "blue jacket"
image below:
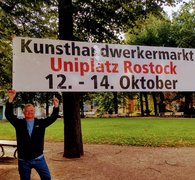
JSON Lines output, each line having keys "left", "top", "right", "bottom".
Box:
{"left": 5, "top": 102, "right": 59, "bottom": 160}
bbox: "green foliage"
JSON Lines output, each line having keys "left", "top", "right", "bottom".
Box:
{"left": 125, "top": 14, "right": 177, "bottom": 47}
{"left": 93, "top": 92, "right": 115, "bottom": 114}
{"left": 0, "top": 0, "right": 58, "bottom": 92}
{"left": 0, "top": 0, "right": 58, "bottom": 38}
{"left": 125, "top": 2, "right": 195, "bottom": 116}
{"left": 73, "top": 0, "right": 173, "bottom": 42}
{"left": 0, "top": 8, "right": 13, "bottom": 90}
{"left": 172, "top": 0, "right": 195, "bottom": 48}
{"left": 83, "top": 92, "right": 138, "bottom": 115}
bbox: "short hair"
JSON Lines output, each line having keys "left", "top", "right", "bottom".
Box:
{"left": 23, "top": 104, "right": 35, "bottom": 112}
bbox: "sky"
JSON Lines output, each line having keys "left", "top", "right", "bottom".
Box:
{"left": 163, "top": 0, "right": 190, "bottom": 17}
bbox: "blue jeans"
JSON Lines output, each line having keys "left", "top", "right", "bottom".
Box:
{"left": 18, "top": 155, "right": 51, "bottom": 180}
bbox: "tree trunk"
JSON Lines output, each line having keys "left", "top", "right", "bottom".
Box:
{"left": 144, "top": 92, "right": 150, "bottom": 116}
{"left": 58, "top": 0, "right": 83, "bottom": 158}
{"left": 140, "top": 92, "right": 144, "bottom": 116}
{"left": 113, "top": 92, "right": 118, "bottom": 114}
{"left": 158, "top": 92, "right": 165, "bottom": 114}
{"left": 63, "top": 93, "right": 83, "bottom": 157}
{"left": 152, "top": 92, "right": 157, "bottom": 116}
{"left": 184, "top": 92, "right": 192, "bottom": 117}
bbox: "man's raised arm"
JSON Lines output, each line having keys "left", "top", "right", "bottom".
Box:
{"left": 7, "top": 90, "right": 16, "bottom": 103}
{"left": 5, "top": 90, "right": 17, "bottom": 126}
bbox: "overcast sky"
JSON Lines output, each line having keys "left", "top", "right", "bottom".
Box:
{"left": 163, "top": 0, "right": 190, "bottom": 17}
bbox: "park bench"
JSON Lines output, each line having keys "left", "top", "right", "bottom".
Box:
{"left": 174, "top": 112, "right": 184, "bottom": 117}
{"left": 84, "top": 111, "right": 95, "bottom": 117}
{"left": 159, "top": 112, "right": 173, "bottom": 117}
{"left": 118, "top": 113, "right": 130, "bottom": 117}
{"left": 0, "top": 140, "right": 17, "bottom": 158}
{"left": 164, "top": 112, "right": 173, "bottom": 117}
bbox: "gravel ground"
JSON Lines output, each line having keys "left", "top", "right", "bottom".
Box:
{"left": 1, "top": 142, "right": 195, "bottom": 180}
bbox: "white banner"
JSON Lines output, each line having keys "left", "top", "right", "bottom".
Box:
{"left": 13, "top": 37, "right": 195, "bottom": 92}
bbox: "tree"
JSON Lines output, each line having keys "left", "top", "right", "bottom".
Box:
{"left": 72, "top": 0, "right": 178, "bottom": 43}
{"left": 171, "top": 0, "right": 195, "bottom": 116}
{"left": 125, "top": 14, "right": 177, "bottom": 115}
{"left": 57, "top": 0, "right": 178, "bottom": 157}
{"left": 172, "top": 0, "right": 195, "bottom": 48}
{"left": 0, "top": 0, "right": 60, "bottom": 112}
{"left": 0, "top": 8, "right": 13, "bottom": 90}
{"left": 126, "top": 13, "right": 176, "bottom": 47}
{"left": 125, "top": 1, "right": 195, "bottom": 116}
{"left": 58, "top": 0, "right": 83, "bottom": 158}
{"left": 0, "top": 0, "right": 180, "bottom": 90}
{"left": 1, "top": 0, "right": 180, "bottom": 157}
{"left": 93, "top": 92, "right": 115, "bottom": 115}
{"left": 0, "top": 0, "right": 58, "bottom": 96}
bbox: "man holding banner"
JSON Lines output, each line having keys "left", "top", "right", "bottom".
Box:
{"left": 5, "top": 90, "right": 59, "bottom": 180}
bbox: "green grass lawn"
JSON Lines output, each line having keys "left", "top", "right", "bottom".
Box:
{"left": 1, "top": 117, "right": 195, "bottom": 147}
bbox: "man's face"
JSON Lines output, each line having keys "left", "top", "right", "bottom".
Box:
{"left": 23, "top": 105, "right": 35, "bottom": 120}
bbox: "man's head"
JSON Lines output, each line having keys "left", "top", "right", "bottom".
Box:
{"left": 23, "top": 104, "right": 35, "bottom": 121}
